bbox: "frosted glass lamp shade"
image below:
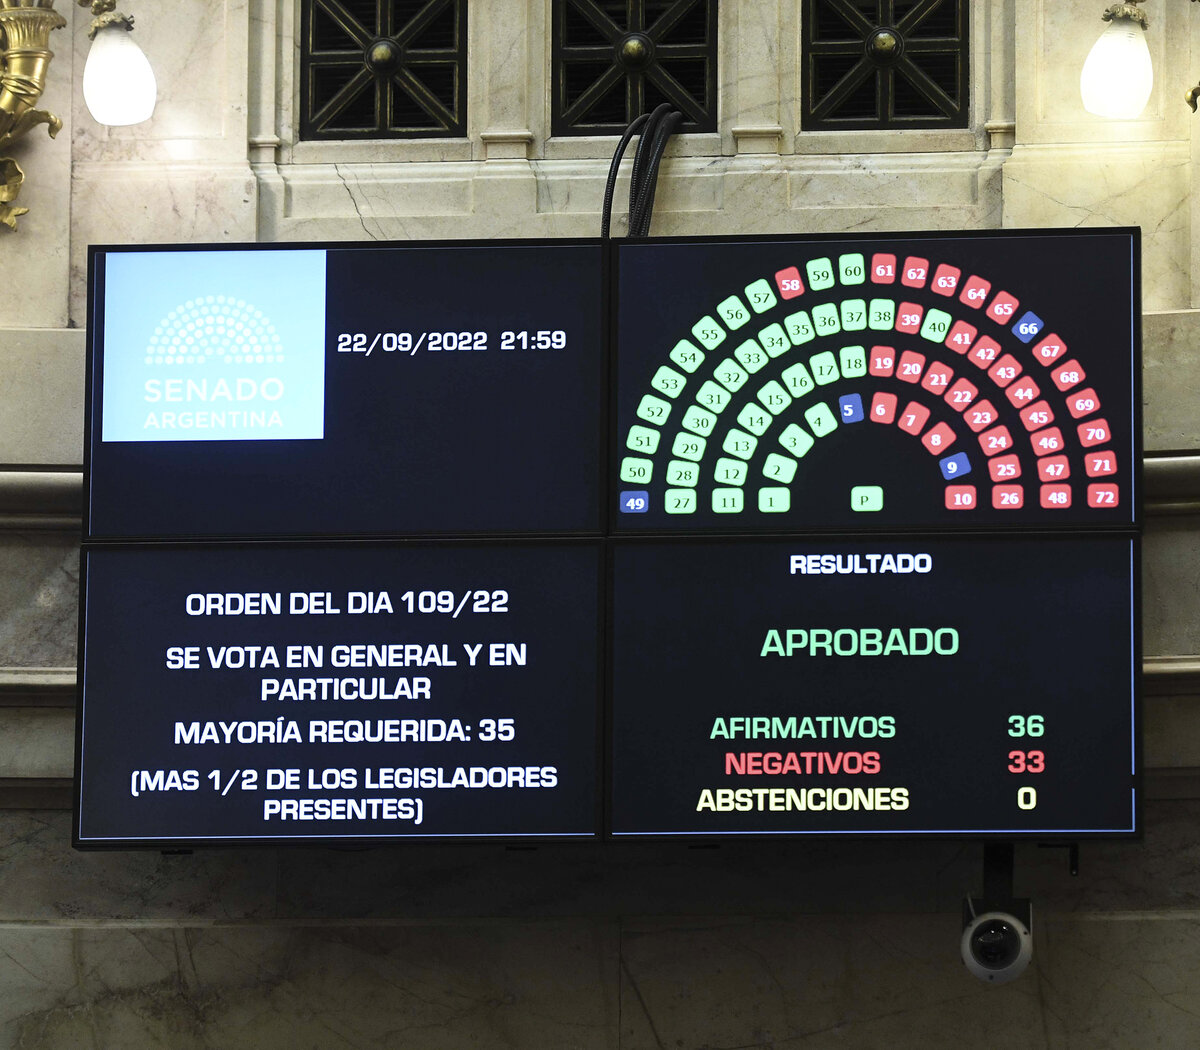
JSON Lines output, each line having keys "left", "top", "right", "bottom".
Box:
{"left": 83, "top": 25, "right": 157, "bottom": 126}
{"left": 1080, "top": 18, "right": 1153, "bottom": 119}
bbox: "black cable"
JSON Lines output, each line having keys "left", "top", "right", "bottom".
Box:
{"left": 627, "top": 103, "right": 673, "bottom": 224}
{"left": 601, "top": 112, "right": 651, "bottom": 240}
{"left": 601, "top": 103, "right": 681, "bottom": 239}
{"left": 628, "top": 108, "right": 683, "bottom": 238}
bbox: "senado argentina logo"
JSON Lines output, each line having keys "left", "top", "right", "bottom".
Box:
{"left": 101, "top": 247, "right": 327, "bottom": 443}
{"left": 141, "top": 292, "right": 289, "bottom": 436}
{"left": 145, "top": 296, "right": 284, "bottom": 367}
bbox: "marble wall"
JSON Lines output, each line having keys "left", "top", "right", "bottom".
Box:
{"left": 1, "top": 0, "right": 1199, "bottom": 1046}
{"left": 5, "top": 807, "right": 1200, "bottom": 1048}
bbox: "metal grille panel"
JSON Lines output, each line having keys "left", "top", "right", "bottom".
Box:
{"left": 552, "top": 0, "right": 718, "bottom": 136}
{"left": 802, "top": 0, "right": 969, "bottom": 130}
{"left": 300, "top": 0, "right": 467, "bottom": 140}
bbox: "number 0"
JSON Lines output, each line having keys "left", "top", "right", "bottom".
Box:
{"left": 1017, "top": 787, "right": 1037, "bottom": 810}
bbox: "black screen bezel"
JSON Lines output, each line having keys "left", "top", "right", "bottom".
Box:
{"left": 76, "top": 230, "right": 1143, "bottom": 848}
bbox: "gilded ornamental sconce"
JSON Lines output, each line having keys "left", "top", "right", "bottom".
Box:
{"left": 0, "top": 0, "right": 154, "bottom": 230}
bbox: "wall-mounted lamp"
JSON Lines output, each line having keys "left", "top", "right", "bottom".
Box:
{"left": 81, "top": 2, "right": 155, "bottom": 126}
{"left": 1081, "top": 0, "right": 1200, "bottom": 118}
{"left": 0, "top": 0, "right": 156, "bottom": 230}
{"left": 1080, "top": 2, "right": 1154, "bottom": 119}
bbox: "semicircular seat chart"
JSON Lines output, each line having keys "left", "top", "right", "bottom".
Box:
{"left": 614, "top": 232, "right": 1138, "bottom": 532}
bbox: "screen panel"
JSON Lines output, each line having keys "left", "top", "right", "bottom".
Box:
{"left": 614, "top": 231, "right": 1139, "bottom": 531}
{"left": 77, "top": 230, "right": 1141, "bottom": 847}
{"left": 610, "top": 534, "right": 1137, "bottom": 837}
{"left": 86, "top": 240, "right": 606, "bottom": 539}
{"left": 76, "top": 542, "right": 602, "bottom": 845}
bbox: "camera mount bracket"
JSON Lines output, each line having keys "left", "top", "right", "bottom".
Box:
{"left": 962, "top": 842, "right": 1032, "bottom": 929}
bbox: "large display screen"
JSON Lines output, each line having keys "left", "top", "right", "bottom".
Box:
{"left": 78, "top": 231, "right": 1140, "bottom": 847}
{"left": 614, "top": 233, "right": 1139, "bottom": 530}
{"left": 610, "top": 535, "right": 1137, "bottom": 836}
{"left": 85, "top": 241, "right": 605, "bottom": 538}
{"left": 77, "top": 543, "right": 602, "bottom": 843}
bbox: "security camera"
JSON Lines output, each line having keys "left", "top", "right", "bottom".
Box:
{"left": 961, "top": 909, "right": 1032, "bottom": 984}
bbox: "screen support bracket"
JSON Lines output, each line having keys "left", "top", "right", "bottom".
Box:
{"left": 1038, "top": 841, "right": 1081, "bottom": 877}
